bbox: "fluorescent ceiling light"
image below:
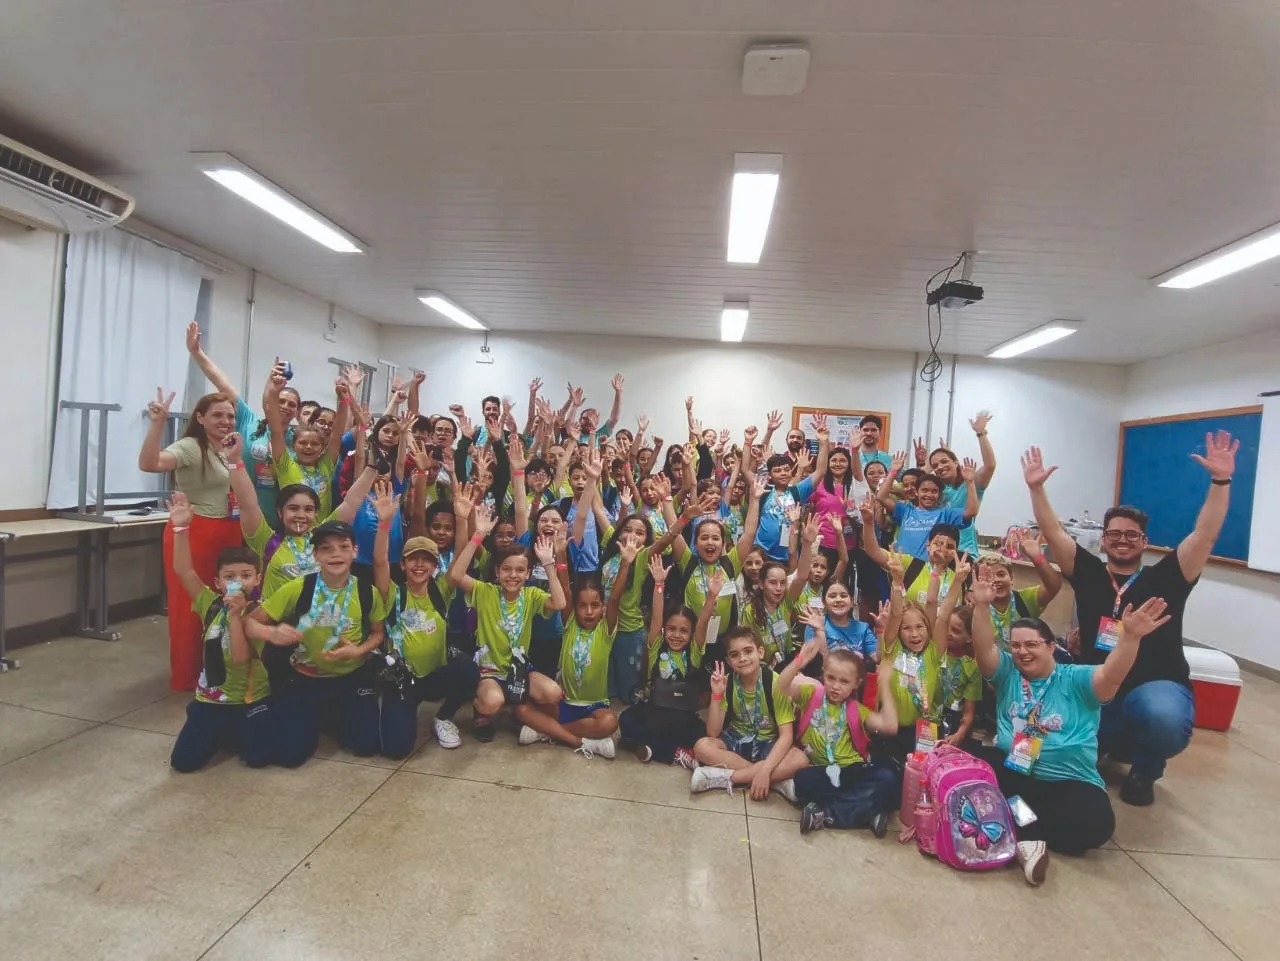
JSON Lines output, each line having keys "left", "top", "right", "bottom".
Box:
{"left": 416, "top": 289, "right": 487, "bottom": 330}
{"left": 986, "top": 320, "right": 1080, "bottom": 359}
{"left": 727, "top": 153, "right": 782, "bottom": 263}
{"left": 1154, "top": 221, "right": 1280, "bottom": 289}
{"left": 721, "top": 299, "right": 750, "bottom": 342}
{"left": 192, "top": 152, "right": 364, "bottom": 254}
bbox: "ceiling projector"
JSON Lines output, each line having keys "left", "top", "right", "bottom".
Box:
{"left": 926, "top": 279, "right": 985, "bottom": 309}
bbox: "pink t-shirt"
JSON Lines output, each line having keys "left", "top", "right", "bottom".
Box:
{"left": 808, "top": 479, "right": 870, "bottom": 549}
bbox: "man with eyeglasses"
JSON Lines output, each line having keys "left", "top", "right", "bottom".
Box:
{"left": 1020, "top": 433, "right": 1239, "bottom": 808}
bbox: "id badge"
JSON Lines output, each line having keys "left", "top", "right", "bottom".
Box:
{"left": 717, "top": 580, "right": 737, "bottom": 599}
{"left": 706, "top": 615, "right": 722, "bottom": 641}
{"left": 915, "top": 718, "right": 939, "bottom": 753}
{"left": 808, "top": 597, "right": 824, "bottom": 612}
{"left": 779, "top": 523, "right": 792, "bottom": 545}
{"left": 1005, "top": 731, "right": 1042, "bottom": 773}
{"left": 771, "top": 618, "right": 789, "bottom": 638}
{"left": 1096, "top": 616, "right": 1122, "bottom": 652}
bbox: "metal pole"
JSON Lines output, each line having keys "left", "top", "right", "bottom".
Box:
{"left": 94, "top": 407, "right": 109, "bottom": 515}
{"left": 906, "top": 352, "right": 919, "bottom": 444}
{"left": 240, "top": 269, "right": 257, "bottom": 398}
{"left": 944, "top": 354, "right": 959, "bottom": 446}
{"left": 76, "top": 407, "right": 90, "bottom": 513}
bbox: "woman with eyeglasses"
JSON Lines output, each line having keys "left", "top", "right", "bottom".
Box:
{"left": 969, "top": 566, "right": 1170, "bottom": 885}
{"left": 1020, "top": 433, "right": 1238, "bottom": 809}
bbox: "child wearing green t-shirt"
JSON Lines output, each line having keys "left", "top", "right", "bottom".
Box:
{"left": 167, "top": 493, "right": 275, "bottom": 773}
{"left": 266, "top": 373, "right": 349, "bottom": 516}
{"left": 690, "top": 627, "right": 810, "bottom": 801}
{"left": 930, "top": 559, "right": 983, "bottom": 749}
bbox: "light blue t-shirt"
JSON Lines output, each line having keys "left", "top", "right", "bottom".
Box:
{"left": 941, "top": 481, "right": 986, "bottom": 555}
{"left": 517, "top": 530, "right": 564, "bottom": 642}
{"left": 235, "top": 398, "right": 293, "bottom": 521}
{"left": 564, "top": 501, "right": 600, "bottom": 572}
{"left": 754, "top": 476, "right": 815, "bottom": 561}
{"left": 990, "top": 651, "right": 1104, "bottom": 788}
{"left": 859, "top": 449, "right": 892, "bottom": 471}
{"left": 891, "top": 501, "right": 968, "bottom": 560}
{"left": 805, "top": 616, "right": 877, "bottom": 660}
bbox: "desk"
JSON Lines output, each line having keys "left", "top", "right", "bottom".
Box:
{"left": 0, "top": 511, "right": 169, "bottom": 671}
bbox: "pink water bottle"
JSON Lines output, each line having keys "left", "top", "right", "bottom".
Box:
{"left": 915, "top": 777, "right": 938, "bottom": 857}
{"left": 899, "top": 751, "right": 926, "bottom": 831}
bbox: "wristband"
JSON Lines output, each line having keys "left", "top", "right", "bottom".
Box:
{"left": 1211, "top": 478, "right": 1231, "bottom": 486}
{"left": 171, "top": 525, "right": 190, "bottom": 534}
{"left": 513, "top": 470, "right": 525, "bottom": 477}
{"left": 1031, "top": 554, "right": 1046, "bottom": 566}
{"left": 377, "top": 521, "right": 391, "bottom": 531}
{"left": 712, "top": 693, "right": 724, "bottom": 702}
{"left": 226, "top": 461, "right": 242, "bottom": 471}
{"left": 470, "top": 534, "right": 484, "bottom": 545}
{"left": 654, "top": 585, "right": 664, "bottom": 593}
{"left": 555, "top": 563, "right": 568, "bottom": 571}
{"left": 975, "top": 432, "right": 987, "bottom": 437}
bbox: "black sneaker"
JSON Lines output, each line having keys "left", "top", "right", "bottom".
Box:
{"left": 634, "top": 744, "right": 653, "bottom": 763}
{"left": 473, "top": 718, "right": 496, "bottom": 743}
{"left": 801, "top": 802, "right": 831, "bottom": 834}
{"left": 1120, "top": 771, "right": 1155, "bottom": 806}
{"left": 869, "top": 810, "right": 889, "bottom": 839}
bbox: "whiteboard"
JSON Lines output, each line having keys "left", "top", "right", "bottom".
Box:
{"left": 1248, "top": 396, "right": 1280, "bottom": 573}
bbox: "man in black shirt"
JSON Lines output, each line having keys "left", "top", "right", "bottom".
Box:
{"left": 1021, "top": 432, "right": 1239, "bottom": 807}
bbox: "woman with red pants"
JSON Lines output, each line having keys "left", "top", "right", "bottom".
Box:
{"left": 139, "top": 388, "right": 244, "bottom": 690}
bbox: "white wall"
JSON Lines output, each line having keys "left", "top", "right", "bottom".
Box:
{"left": 1124, "top": 328, "right": 1280, "bottom": 669}
{"left": 379, "top": 327, "right": 1125, "bottom": 539}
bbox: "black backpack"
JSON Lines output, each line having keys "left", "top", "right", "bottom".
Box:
{"left": 285, "top": 572, "right": 377, "bottom": 640}
{"left": 646, "top": 640, "right": 705, "bottom": 714}
{"left": 200, "top": 598, "right": 231, "bottom": 688}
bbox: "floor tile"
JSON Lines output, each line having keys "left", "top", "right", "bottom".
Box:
{"left": 0, "top": 702, "right": 95, "bottom": 766}
{"left": 1131, "top": 852, "right": 1280, "bottom": 961}
{"left": 0, "top": 617, "right": 171, "bottom": 721}
{"left": 1111, "top": 732, "right": 1280, "bottom": 857}
{"left": 400, "top": 721, "right": 746, "bottom": 816}
{"left": 203, "top": 770, "right": 759, "bottom": 961}
{"left": 747, "top": 817, "right": 1235, "bottom": 961}
{"left": 109, "top": 690, "right": 190, "bottom": 734}
{"left": 0, "top": 724, "right": 391, "bottom": 961}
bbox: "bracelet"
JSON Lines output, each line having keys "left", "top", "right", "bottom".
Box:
{"left": 377, "top": 521, "right": 391, "bottom": 531}
{"left": 513, "top": 470, "right": 525, "bottom": 477}
{"left": 654, "top": 585, "right": 664, "bottom": 593}
{"left": 712, "top": 693, "right": 724, "bottom": 701}
{"left": 975, "top": 432, "right": 988, "bottom": 437}
{"left": 171, "top": 525, "right": 190, "bottom": 534}
{"left": 555, "top": 563, "right": 568, "bottom": 571}
{"left": 1031, "top": 554, "right": 1046, "bottom": 565}
{"left": 1211, "top": 478, "right": 1231, "bottom": 486}
{"left": 470, "top": 534, "right": 484, "bottom": 545}
{"left": 226, "top": 462, "right": 242, "bottom": 471}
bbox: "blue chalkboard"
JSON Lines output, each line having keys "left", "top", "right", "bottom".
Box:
{"left": 1117, "top": 408, "right": 1261, "bottom": 562}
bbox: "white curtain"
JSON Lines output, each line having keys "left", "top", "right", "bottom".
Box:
{"left": 46, "top": 230, "right": 203, "bottom": 509}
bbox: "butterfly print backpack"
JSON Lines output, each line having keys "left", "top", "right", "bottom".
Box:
{"left": 923, "top": 744, "right": 1016, "bottom": 870}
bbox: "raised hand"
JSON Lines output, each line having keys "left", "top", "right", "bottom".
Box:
{"left": 707, "top": 568, "right": 727, "bottom": 600}
{"left": 970, "top": 410, "right": 993, "bottom": 435}
{"left": 583, "top": 447, "right": 604, "bottom": 481}
{"left": 611, "top": 373, "right": 625, "bottom": 392}
{"left": 1020, "top": 447, "right": 1058, "bottom": 488}
{"left": 913, "top": 436, "right": 928, "bottom": 465}
{"left": 1191, "top": 430, "right": 1239, "bottom": 481}
{"left": 812, "top": 413, "right": 829, "bottom": 439}
{"left": 619, "top": 485, "right": 634, "bottom": 511}
{"left": 619, "top": 534, "right": 640, "bottom": 565}
{"left": 870, "top": 600, "right": 892, "bottom": 636}
{"left": 1018, "top": 536, "right": 1043, "bottom": 560}
{"left": 744, "top": 424, "right": 759, "bottom": 444}
{"left": 718, "top": 428, "right": 730, "bottom": 448}
{"left": 648, "top": 554, "right": 668, "bottom": 583}
{"left": 409, "top": 440, "right": 437, "bottom": 475}
{"left": 147, "top": 388, "right": 175, "bottom": 423}
{"left": 168, "top": 492, "right": 194, "bottom": 527}
{"left": 651, "top": 434, "right": 664, "bottom": 451}
{"left": 884, "top": 552, "right": 904, "bottom": 584}
{"left": 799, "top": 608, "right": 825, "bottom": 634}
{"left": 185, "top": 321, "right": 201, "bottom": 354}
{"left": 794, "top": 445, "right": 813, "bottom": 473}
{"left": 473, "top": 503, "right": 497, "bottom": 537}
{"left": 637, "top": 414, "right": 650, "bottom": 433}
{"left": 970, "top": 568, "right": 996, "bottom": 605}
{"left": 452, "top": 482, "right": 477, "bottom": 519}
{"left": 690, "top": 417, "right": 703, "bottom": 437}
{"left": 960, "top": 457, "right": 977, "bottom": 482}
{"left": 709, "top": 661, "right": 729, "bottom": 698}
{"left": 952, "top": 556, "right": 972, "bottom": 585}
{"left": 342, "top": 364, "right": 365, "bottom": 389}
{"left": 370, "top": 478, "right": 401, "bottom": 523}
{"left": 533, "top": 534, "right": 556, "bottom": 566}
{"left": 752, "top": 475, "right": 769, "bottom": 498}
{"left": 801, "top": 513, "right": 821, "bottom": 544}
{"left": 784, "top": 504, "right": 802, "bottom": 525}
{"left": 1121, "top": 597, "right": 1171, "bottom": 640}
{"left": 766, "top": 410, "right": 783, "bottom": 432}
{"left": 411, "top": 370, "right": 426, "bottom": 386}
{"left": 858, "top": 494, "right": 876, "bottom": 523}
{"left": 654, "top": 473, "right": 673, "bottom": 501}
{"left": 685, "top": 395, "right": 694, "bottom": 412}
{"left": 889, "top": 450, "right": 908, "bottom": 474}
{"left": 529, "top": 377, "right": 543, "bottom": 396}
{"left": 508, "top": 433, "right": 528, "bottom": 471}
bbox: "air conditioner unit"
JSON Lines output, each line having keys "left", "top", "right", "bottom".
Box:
{"left": 0, "top": 133, "right": 134, "bottom": 233}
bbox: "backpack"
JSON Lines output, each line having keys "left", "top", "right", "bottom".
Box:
{"left": 923, "top": 745, "right": 1017, "bottom": 870}
{"left": 1010, "top": 590, "right": 1031, "bottom": 619}
{"left": 796, "top": 683, "right": 872, "bottom": 761}
{"left": 200, "top": 599, "right": 229, "bottom": 688}
{"left": 285, "top": 572, "right": 377, "bottom": 641}
{"left": 724, "top": 667, "right": 782, "bottom": 734}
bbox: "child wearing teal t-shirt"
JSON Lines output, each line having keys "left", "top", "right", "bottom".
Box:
{"left": 167, "top": 493, "right": 276, "bottom": 773}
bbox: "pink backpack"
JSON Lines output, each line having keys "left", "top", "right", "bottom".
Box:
{"left": 923, "top": 745, "right": 1016, "bottom": 870}
{"left": 797, "top": 683, "right": 871, "bottom": 761}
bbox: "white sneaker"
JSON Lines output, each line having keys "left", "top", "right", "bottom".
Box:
{"left": 773, "top": 778, "right": 798, "bottom": 804}
{"left": 434, "top": 718, "right": 461, "bottom": 749}
{"left": 1016, "top": 840, "right": 1049, "bottom": 886}
{"left": 690, "top": 766, "right": 734, "bottom": 795}
{"left": 518, "top": 725, "right": 551, "bottom": 746}
{"left": 578, "top": 736, "right": 616, "bottom": 759}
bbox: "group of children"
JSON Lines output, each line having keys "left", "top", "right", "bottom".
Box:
{"left": 151, "top": 345, "right": 1081, "bottom": 855}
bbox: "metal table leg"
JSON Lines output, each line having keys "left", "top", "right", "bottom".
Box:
{"left": 75, "top": 528, "right": 118, "bottom": 642}
{"left": 0, "top": 534, "right": 18, "bottom": 671}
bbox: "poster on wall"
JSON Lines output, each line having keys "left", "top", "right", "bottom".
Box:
{"left": 791, "top": 406, "right": 892, "bottom": 454}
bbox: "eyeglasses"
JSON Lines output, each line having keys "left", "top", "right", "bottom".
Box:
{"left": 1102, "top": 530, "right": 1145, "bottom": 543}
{"left": 1009, "top": 642, "right": 1046, "bottom": 653}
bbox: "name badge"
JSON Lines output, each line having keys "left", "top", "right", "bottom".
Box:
{"left": 915, "top": 718, "right": 939, "bottom": 753}
{"left": 706, "top": 615, "right": 722, "bottom": 640}
{"left": 778, "top": 523, "right": 792, "bottom": 545}
{"left": 808, "top": 597, "right": 824, "bottom": 611}
{"left": 1005, "top": 731, "right": 1042, "bottom": 774}
{"left": 770, "top": 618, "right": 789, "bottom": 638}
{"left": 717, "top": 580, "right": 737, "bottom": 599}
{"left": 1096, "top": 616, "right": 1122, "bottom": 652}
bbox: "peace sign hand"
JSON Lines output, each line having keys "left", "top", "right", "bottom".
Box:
{"left": 147, "top": 388, "right": 176, "bottom": 423}
{"left": 709, "top": 661, "right": 729, "bottom": 698}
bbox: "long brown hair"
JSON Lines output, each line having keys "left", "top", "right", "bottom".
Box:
{"left": 183, "top": 392, "right": 234, "bottom": 474}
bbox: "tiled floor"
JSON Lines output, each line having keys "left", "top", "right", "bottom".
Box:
{"left": 1, "top": 617, "right": 1276, "bottom": 961}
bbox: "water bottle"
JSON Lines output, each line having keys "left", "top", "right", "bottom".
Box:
{"left": 899, "top": 751, "right": 926, "bottom": 830}
{"left": 915, "top": 777, "right": 938, "bottom": 857}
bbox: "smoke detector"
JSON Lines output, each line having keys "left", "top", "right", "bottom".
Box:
{"left": 742, "top": 43, "right": 810, "bottom": 96}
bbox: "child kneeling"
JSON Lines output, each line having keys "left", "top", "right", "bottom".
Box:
{"left": 690, "top": 627, "right": 810, "bottom": 801}
{"left": 779, "top": 633, "right": 901, "bottom": 836}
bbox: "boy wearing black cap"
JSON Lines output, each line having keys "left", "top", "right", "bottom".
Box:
{"left": 248, "top": 518, "right": 390, "bottom": 765}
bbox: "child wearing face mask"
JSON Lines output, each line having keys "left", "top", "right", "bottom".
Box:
{"left": 619, "top": 558, "right": 714, "bottom": 766}
{"left": 778, "top": 637, "right": 902, "bottom": 836}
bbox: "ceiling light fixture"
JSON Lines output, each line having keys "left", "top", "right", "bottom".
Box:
{"left": 415, "top": 289, "right": 487, "bottom": 331}
{"left": 727, "top": 153, "right": 783, "bottom": 264}
{"left": 1154, "top": 221, "right": 1280, "bottom": 289}
{"left": 721, "top": 299, "right": 750, "bottom": 342}
{"left": 986, "top": 320, "right": 1080, "bottom": 359}
{"left": 192, "top": 152, "right": 364, "bottom": 254}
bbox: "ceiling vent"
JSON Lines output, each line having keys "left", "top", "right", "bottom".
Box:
{"left": 0, "top": 133, "right": 134, "bottom": 233}
{"left": 742, "top": 43, "right": 811, "bottom": 96}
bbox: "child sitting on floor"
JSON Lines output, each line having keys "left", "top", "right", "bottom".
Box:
{"left": 690, "top": 627, "right": 810, "bottom": 801}
{"left": 168, "top": 493, "right": 274, "bottom": 773}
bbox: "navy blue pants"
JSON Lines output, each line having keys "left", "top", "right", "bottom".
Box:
{"left": 794, "top": 762, "right": 898, "bottom": 829}
{"left": 171, "top": 699, "right": 275, "bottom": 772}
{"left": 273, "top": 663, "right": 380, "bottom": 767}
{"left": 618, "top": 704, "right": 703, "bottom": 763}
{"left": 379, "top": 656, "right": 482, "bottom": 759}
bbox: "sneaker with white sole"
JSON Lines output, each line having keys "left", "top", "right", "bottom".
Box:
{"left": 434, "top": 717, "right": 461, "bottom": 749}
{"left": 578, "top": 736, "right": 616, "bottom": 759}
{"left": 673, "top": 747, "right": 698, "bottom": 770}
{"left": 518, "top": 725, "right": 551, "bottom": 746}
{"left": 690, "top": 766, "right": 734, "bottom": 795}
{"left": 634, "top": 744, "right": 653, "bottom": 763}
{"left": 1015, "top": 840, "right": 1049, "bottom": 886}
{"left": 773, "top": 778, "right": 798, "bottom": 804}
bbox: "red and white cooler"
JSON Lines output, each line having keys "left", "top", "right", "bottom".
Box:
{"left": 1184, "top": 647, "right": 1242, "bottom": 732}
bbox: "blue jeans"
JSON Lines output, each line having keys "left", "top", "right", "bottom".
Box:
{"left": 1099, "top": 680, "right": 1195, "bottom": 781}
{"left": 609, "top": 628, "right": 646, "bottom": 704}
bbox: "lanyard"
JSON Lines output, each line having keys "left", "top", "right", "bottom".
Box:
{"left": 811, "top": 696, "right": 847, "bottom": 765}
{"left": 569, "top": 624, "right": 594, "bottom": 684}
{"left": 734, "top": 678, "right": 765, "bottom": 732}
{"left": 657, "top": 644, "right": 688, "bottom": 678}
{"left": 697, "top": 563, "right": 721, "bottom": 599}
{"left": 1108, "top": 567, "right": 1143, "bottom": 618}
{"left": 285, "top": 535, "right": 315, "bottom": 571}
{"left": 498, "top": 591, "right": 528, "bottom": 654}
{"left": 900, "top": 650, "right": 930, "bottom": 715}
{"left": 303, "top": 579, "right": 353, "bottom": 649}
{"left": 1018, "top": 670, "right": 1058, "bottom": 732}
{"left": 602, "top": 555, "right": 622, "bottom": 597}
